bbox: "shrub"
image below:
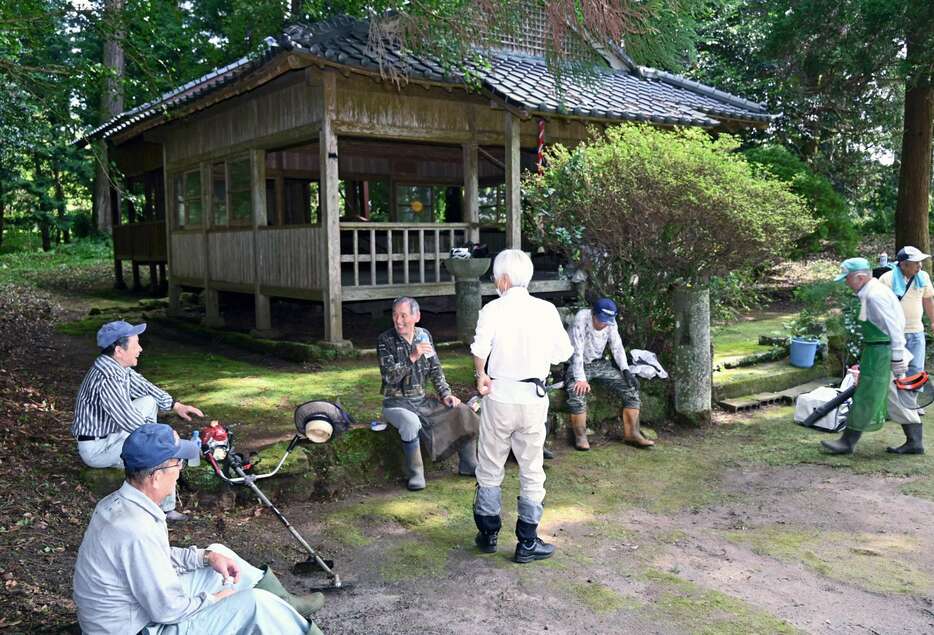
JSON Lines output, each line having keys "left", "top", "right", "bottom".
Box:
{"left": 743, "top": 144, "right": 858, "bottom": 255}
{"left": 523, "top": 124, "right": 814, "bottom": 351}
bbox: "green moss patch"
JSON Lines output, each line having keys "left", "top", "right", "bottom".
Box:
{"left": 567, "top": 580, "right": 641, "bottom": 613}
{"left": 642, "top": 569, "right": 800, "bottom": 634}
{"left": 713, "top": 312, "right": 795, "bottom": 366}
{"left": 725, "top": 526, "right": 932, "bottom": 595}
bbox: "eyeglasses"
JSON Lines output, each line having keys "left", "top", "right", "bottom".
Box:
{"left": 151, "top": 459, "right": 187, "bottom": 475}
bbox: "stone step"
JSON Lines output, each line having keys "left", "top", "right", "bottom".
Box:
{"left": 713, "top": 358, "right": 837, "bottom": 402}
{"left": 718, "top": 377, "right": 838, "bottom": 413}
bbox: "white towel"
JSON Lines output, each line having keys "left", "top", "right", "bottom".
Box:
{"left": 630, "top": 349, "right": 668, "bottom": 380}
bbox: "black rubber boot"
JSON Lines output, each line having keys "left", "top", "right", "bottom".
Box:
{"left": 542, "top": 446, "right": 555, "bottom": 460}
{"left": 513, "top": 519, "right": 555, "bottom": 563}
{"left": 820, "top": 427, "right": 863, "bottom": 455}
{"left": 887, "top": 424, "right": 924, "bottom": 455}
{"left": 474, "top": 513, "right": 501, "bottom": 553}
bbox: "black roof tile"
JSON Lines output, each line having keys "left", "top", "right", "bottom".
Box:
{"left": 84, "top": 16, "right": 772, "bottom": 143}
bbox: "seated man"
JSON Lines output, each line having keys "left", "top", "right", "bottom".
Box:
{"left": 378, "top": 297, "right": 479, "bottom": 491}
{"left": 73, "top": 423, "right": 324, "bottom": 635}
{"left": 564, "top": 298, "right": 655, "bottom": 450}
{"left": 70, "top": 320, "right": 203, "bottom": 521}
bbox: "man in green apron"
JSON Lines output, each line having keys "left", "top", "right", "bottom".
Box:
{"left": 822, "top": 258, "right": 911, "bottom": 454}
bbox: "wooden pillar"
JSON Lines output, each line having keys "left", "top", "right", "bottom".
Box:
{"left": 463, "top": 140, "right": 479, "bottom": 243}
{"left": 320, "top": 70, "right": 346, "bottom": 345}
{"left": 131, "top": 262, "right": 142, "bottom": 291}
{"left": 111, "top": 186, "right": 127, "bottom": 289}
{"left": 361, "top": 181, "right": 370, "bottom": 219}
{"left": 164, "top": 148, "right": 181, "bottom": 313}
{"left": 504, "top": 112, "right": 522, "bottom": 249}
{"left": 148, "top": 263, "right": 158, "bottom": 294}
{"left": 203, "top": 162, "right": 223, "bottom": 327}
{"left": 251, "top": 148, "right": 272, "bottom": 334}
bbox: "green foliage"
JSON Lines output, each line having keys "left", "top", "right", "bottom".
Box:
{"left": 523, "top": 124, "right": 814, "bottom": 349}
{"left": 708, "top": 270, "right": 767, "bottom": 322}
{"left": 744, "top": 145, "right": 858, "bottom": 255}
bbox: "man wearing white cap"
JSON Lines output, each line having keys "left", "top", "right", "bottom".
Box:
{"left": 70, "top": 320, "right": 203, "bottom": 520}
{"left": 878, "top": 245, "right": 931, "bottom": 453}
{"left": 822, "top": 258, "right": 912, "bottom": 455}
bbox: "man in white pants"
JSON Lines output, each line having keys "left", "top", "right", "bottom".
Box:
{"left": 470, "top": 250, "right": 574, "bottom": 563}
{"left": 71, "top": 320, "right": 203, "bottom": 521}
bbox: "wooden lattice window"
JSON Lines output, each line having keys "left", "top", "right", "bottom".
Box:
{"left": 228, "top": 158, "right": 252, "bottom": 225}
{"left": 173, "top": 169, "right": 202, "bottom": 228}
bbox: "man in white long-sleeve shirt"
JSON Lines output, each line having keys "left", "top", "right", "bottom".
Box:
{"left": 565, "top": 298, "right": 655, "bottom": 450}
{"left": 73, "top": 423, "right": 324, "bottom": 635}
{"left": 821, "top": 258, "right": 920, "bottom": 455}
{"left": 470, "top": 249, "right": 574, "bottom": 564}
{"left": 71, "top": 320, "right": 203, "bottom": 521}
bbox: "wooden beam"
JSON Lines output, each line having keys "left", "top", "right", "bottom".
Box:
{"left": 504, "top": 112, "right": 522, "bottom": 249}
{"left": 319, "top": 70, "right": 345, "bottom": 343}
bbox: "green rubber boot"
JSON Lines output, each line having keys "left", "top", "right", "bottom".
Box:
{"left": 254, "top": 566, "right": 325, "bottom": 616}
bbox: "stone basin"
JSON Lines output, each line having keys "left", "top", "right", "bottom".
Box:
{"left": 443, "top": 257, "right": 491, "bottom": 280}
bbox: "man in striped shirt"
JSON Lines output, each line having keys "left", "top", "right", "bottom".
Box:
{"left": 71, "top": 320, "right": 203, "bottom": 521}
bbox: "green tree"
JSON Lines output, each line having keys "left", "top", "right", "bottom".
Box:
{"left": 694, "top": 0, "right": 933, "bottom": 255}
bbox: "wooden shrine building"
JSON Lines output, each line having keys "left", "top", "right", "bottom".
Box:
{"left": 83, "top": 15, "right": 772, "bottom": 345}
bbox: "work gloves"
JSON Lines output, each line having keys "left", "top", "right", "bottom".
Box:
{"left": 892, "top": 358, "right": 908, "bottom": 376}
{"left": 622, "top": 368, "right": 639, "bottom": 388}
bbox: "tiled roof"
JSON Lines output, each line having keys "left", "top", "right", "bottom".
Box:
{"left": 84, "top": 15, "right": 772, "bottom": 142}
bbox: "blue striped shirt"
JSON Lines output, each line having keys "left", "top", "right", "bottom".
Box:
{"left": 70, "top": 355, "right": 174, "bottom": 438}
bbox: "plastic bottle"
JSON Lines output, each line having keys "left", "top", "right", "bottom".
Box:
{"left": 414, "top": 331, "right": 435, "bottom": 358}
{"left": 879, "top": 252, "right": 888, "bottom": 267}
{"left": 466, "top": 395, "right": 482, "bottom": 413}
{"left": 189, "top": 430, "right": 201, "bottom": 467}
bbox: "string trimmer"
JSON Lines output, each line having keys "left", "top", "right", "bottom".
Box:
{"left": 200, "top": 400, "right": 356, "bottom": 592}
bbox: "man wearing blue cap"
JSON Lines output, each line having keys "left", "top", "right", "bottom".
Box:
{"left": 70, "top": 320, "right": 203, "bottom": 521}
{"left": 564, "top": 298, "right": 654, "bottom": 450}
{"left": 822, "top": 258, "right": 911, "bottom": 454}
{"left": 73, "top": 423, "right": 324, "bottom": 635}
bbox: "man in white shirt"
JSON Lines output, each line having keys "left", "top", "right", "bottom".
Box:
{"left": 565, "top": 298, "right": 655, "bottom": 450}
{"left": 470, "top": 249, "right": 574, "bottom": 563}
{"left": 821, "top": 258, "right": 919, "bottom": 455}
{"left": 878, "top": 245, "right": 931, "bottom": 453}
{"left": 73, "top": 423, "right": 324, "bottom": 635}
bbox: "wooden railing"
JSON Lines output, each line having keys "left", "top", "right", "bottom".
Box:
{"left": 113, "top": 221, "right": 166, "bottom": 262}
{"left": 339, "top": 222, "right": 470, "bottom": 287}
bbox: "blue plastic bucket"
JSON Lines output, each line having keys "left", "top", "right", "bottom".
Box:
{"left": 789, "top": 337, "right": 819, "bottom": 368}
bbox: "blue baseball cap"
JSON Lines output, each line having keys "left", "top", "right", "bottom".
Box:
{"left": 592, "top": 298, "right": 618, "bottom": 324}
{"left": 834, "top": 257, "right": 872, "bottom": 282}
{"left": 97, "top": 320, "right": 146, "bottom": 349}
{"left": 121, "top": 423, "right": 200, "bottom": 471}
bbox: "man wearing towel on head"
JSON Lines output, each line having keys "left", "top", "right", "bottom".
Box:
{"left": 821, "top": 257, "right": 921, "bottom": 455}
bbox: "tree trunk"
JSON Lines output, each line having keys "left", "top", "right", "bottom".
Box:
{"left": 33, "top": 154, "right": 52, "bottom": 252}
{"left": 671, "top": 285, "right": 712, "bottom": 426}
{"left": 92, "top": 0, "right": 125, "bottom": 234}
{"left": 0, "top": 178, "right": 5, "bottom": 251}
{"left": 894, "top": 26, "right": 934, "bottom": 260}
{"left": 290, "top": 0, "right": 302, "bottom": 19}
{"left": 52, "top": 164, "right": 68, "bottom": 244}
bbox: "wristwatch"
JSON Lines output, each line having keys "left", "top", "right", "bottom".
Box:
{"left": 473, "top": 370, "right": 485, "bottom": 379}
{"left": 202, "top": 550, "right": 211, "bottom": 567}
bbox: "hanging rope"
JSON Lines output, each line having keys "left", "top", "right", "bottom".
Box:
{"left": 536, "top": 119, "right": 545, "bottom": 175}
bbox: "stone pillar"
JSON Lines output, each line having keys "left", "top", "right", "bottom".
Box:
{"left": 672, "top": 285, "right": 712, "bottom": 425}
{"left": 444, "top": 258, "right": 490, "bottom": 347}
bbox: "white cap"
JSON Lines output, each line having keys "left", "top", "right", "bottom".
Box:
{"left": 896, "top": 246, "right": 931, "bottom": 262}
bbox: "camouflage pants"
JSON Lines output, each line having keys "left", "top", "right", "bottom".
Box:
{"left": 564, "top": 359, "right": 640, "bottom": 414}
